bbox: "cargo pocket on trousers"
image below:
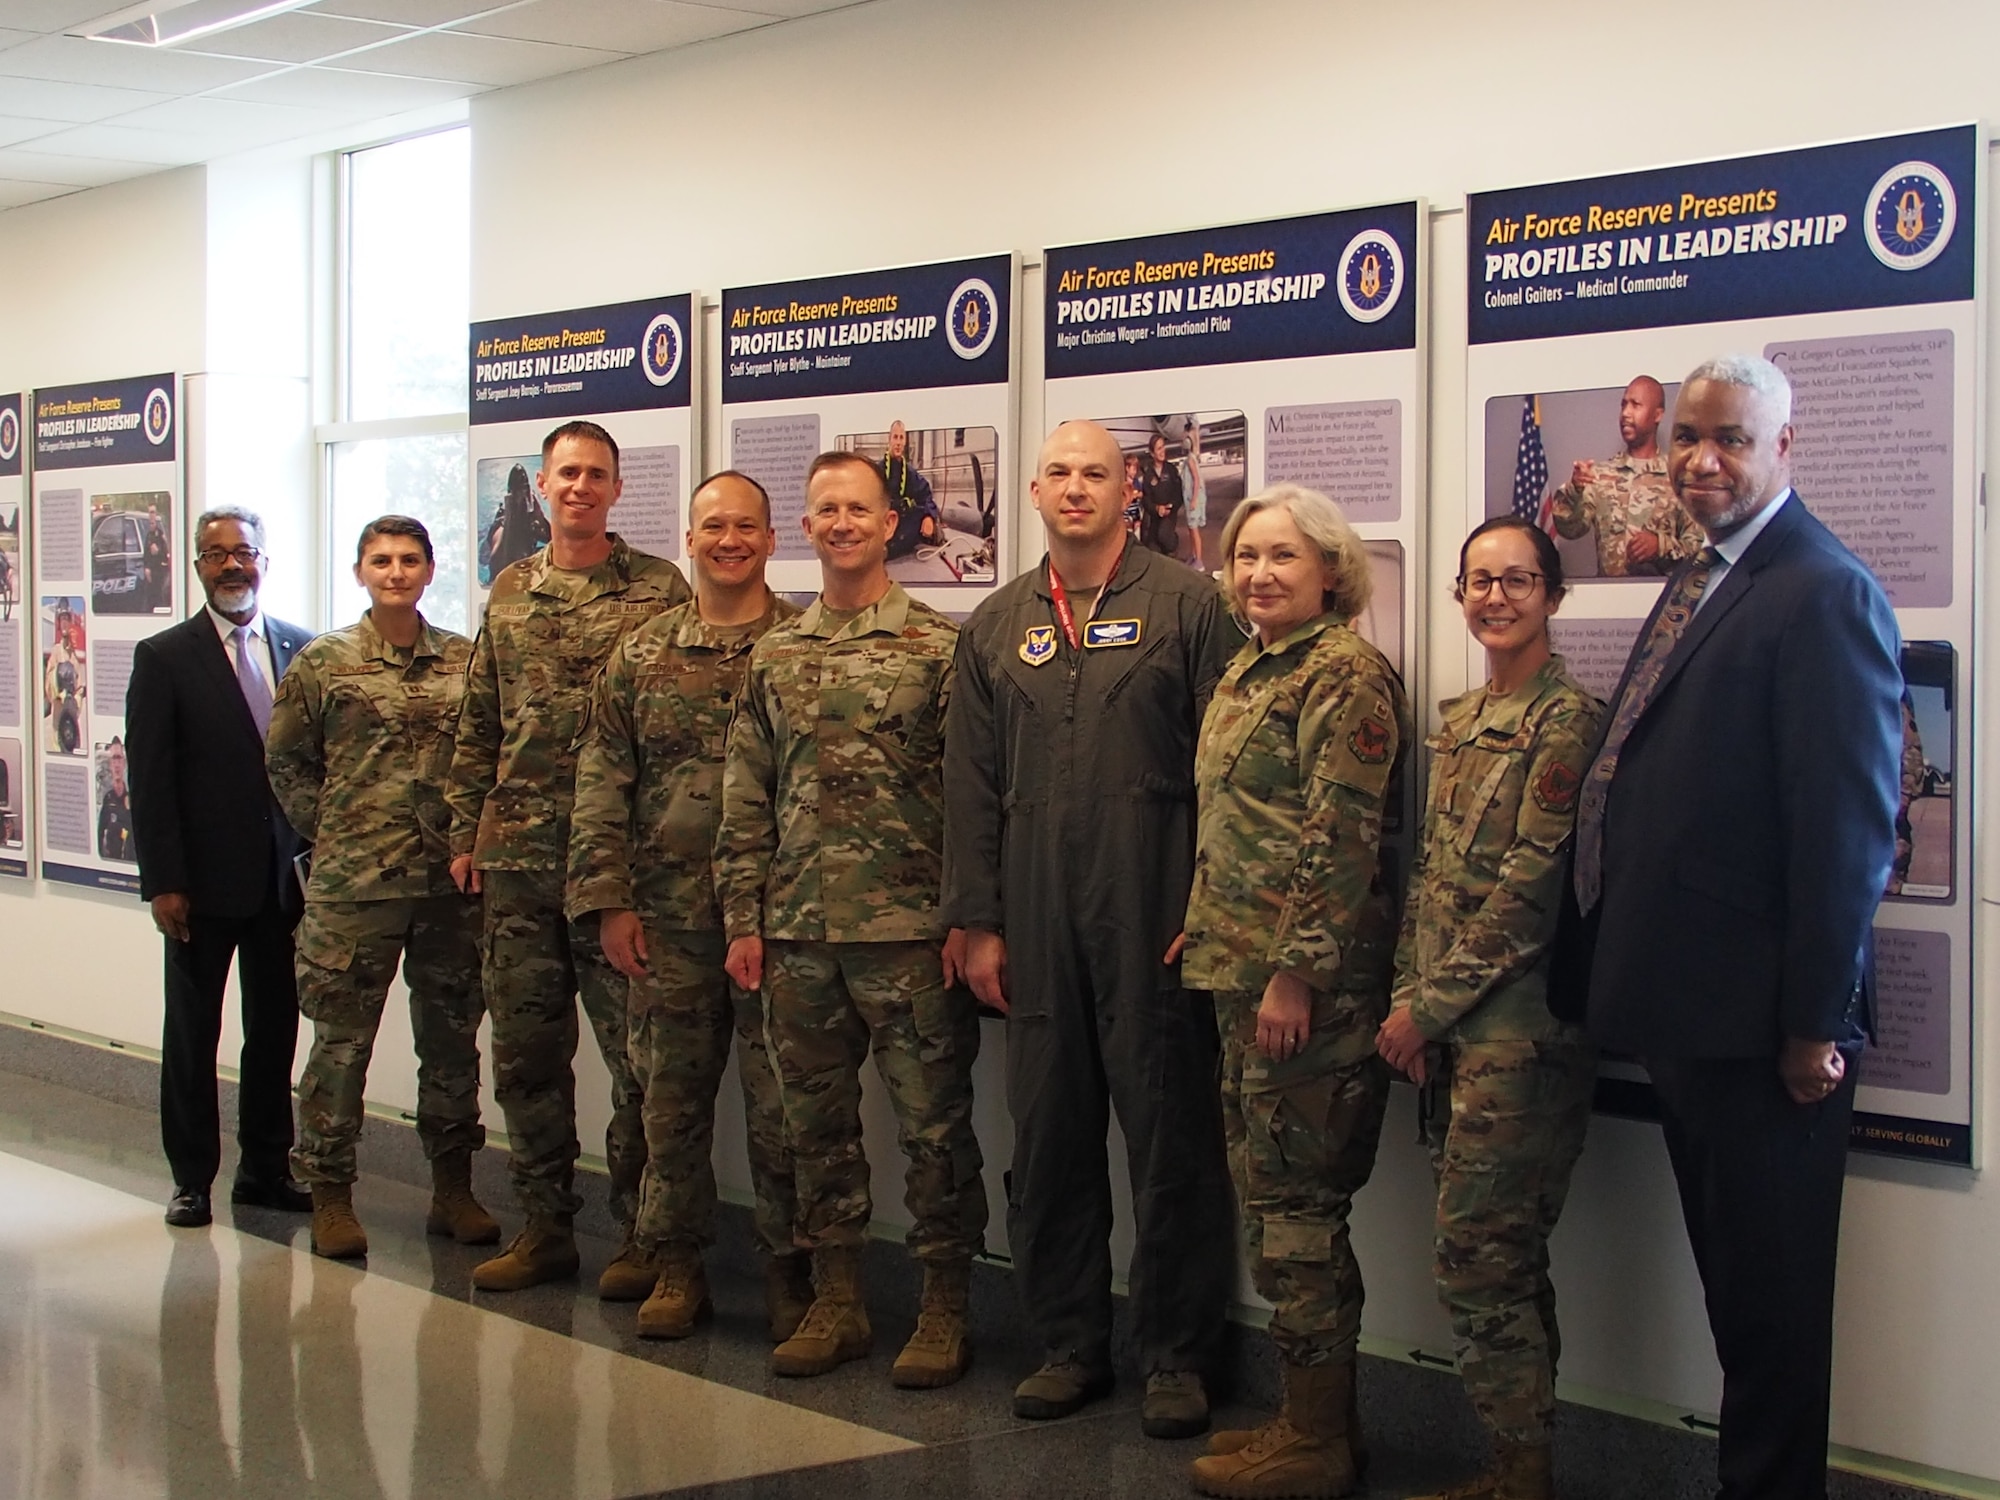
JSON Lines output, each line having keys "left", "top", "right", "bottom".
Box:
{"left": 296, "top": 909, "right": 357, "bottom": 974}
{"left": 1261, "top": 1217, "right": 1332, "bottom": 1264}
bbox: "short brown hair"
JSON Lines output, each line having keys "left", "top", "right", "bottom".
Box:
{"left": 542, "top": 419, "right": 620, "bottom": 475}
{"left": 807, "top": 450, "right": 891, "bottom": 505}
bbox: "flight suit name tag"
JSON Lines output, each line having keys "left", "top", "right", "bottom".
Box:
{"left": 1020, "top": 625, "right": 1057, "bottom": 666}
{"left": 1084, "top": 619, "right": 1142, "bottom": 649}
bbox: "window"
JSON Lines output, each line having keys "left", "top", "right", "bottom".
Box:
{"left": 319, "top": 127, "right": 470, "bottom": 633}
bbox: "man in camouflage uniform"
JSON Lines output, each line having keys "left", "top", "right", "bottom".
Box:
{"left": 266, "top": 515, "right": 499, "bottom": 1260}
{"left": 445, "top": 419, "right": 690, "bottom": 1295}
{"left": 1548, "top": 376, "right": 1702, "bottom": 578}
{"left": 567, "top": 470, "right": 808, "bottom": 1342}
{"left": 715, "top": 450, "right": 985, "bottom": 1389}
{"left": 1178, "top": 488, "right": 1409, "bottom": 1498}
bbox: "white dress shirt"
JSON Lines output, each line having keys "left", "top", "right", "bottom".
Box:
{"left": 1690, "top": 488, "right": 1791, "bottom": 616}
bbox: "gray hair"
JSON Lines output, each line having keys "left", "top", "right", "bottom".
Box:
{"left": 194, "top": 505, "right": 266, "bottom": 544}
{"left": 1682, "top": 354, "right": 1792, "bottom": 424}
{"left": 1218, "top": 483, "right": 1372, "bottom": 621}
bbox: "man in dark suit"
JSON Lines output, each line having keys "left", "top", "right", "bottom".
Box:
{"left": 128, "top": 506, "right": 315, "bottom": 1228}
{"left": 1555, "top": 354, "right": 1903, "bottom": 1500}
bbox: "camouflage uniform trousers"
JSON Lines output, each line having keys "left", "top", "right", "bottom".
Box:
{"left": 481, "top": 868, "right": 644, "bottom": 1227}
{"left": 1421, "top": 1036, "right": 1596, "bottom": 1443}
{"left": 629, "top": 925, "right": 797, "bottom": 1257}
{"left": 764, "top": 939, "right": 987, "bottom": 1264}
{"left": 1218, "top": 986, "right": 1390, "bottom": 1366}
{"left": 291, "top": 895, "right": 486, "bottom": 1186}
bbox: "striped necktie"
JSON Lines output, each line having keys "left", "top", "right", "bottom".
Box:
{"left": 1572, "top": 547, "right": 1721, "bottom": 914}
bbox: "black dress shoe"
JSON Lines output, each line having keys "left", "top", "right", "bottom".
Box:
{"left": 166, "top": 1186, "right": 212, "bottom": 1228}
{"left": 230, "top": 1174, "right": 313, "bottom": 1212}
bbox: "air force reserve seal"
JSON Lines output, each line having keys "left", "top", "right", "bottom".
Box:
{"left": 0, "top": 405, "right": 18, "bottom": 464}
{"left": 946, "top": 277, "right": 1001, "bottom": 361}
{"left": 1866, "top": 160, "right": 1956, "bottom": 272}
{"left": 642, "top": 312, "right": 686, "bottom": 387}
{"left": 1019, "top": 624, "right": 1057, "bottom": 666}
{"left": 1337, "top": 228, "right": 1404, "bottom": 324}
{"left": 143, "top": 387, "right": 173, "bottom": 447}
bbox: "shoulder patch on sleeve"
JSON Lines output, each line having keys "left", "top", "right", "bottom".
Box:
{"left": 1532, "top": 759, "right": 1581, "bottom": 815}
{"left": 1348, "top": 716, "right": 1392, "bottom": 765}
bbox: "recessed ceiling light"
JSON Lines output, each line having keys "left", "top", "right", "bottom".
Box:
{"left": 74, "top": 0, "right": 321, "bottom": 48}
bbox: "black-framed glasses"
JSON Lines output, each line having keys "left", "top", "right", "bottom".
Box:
{"left": 1458, "top": 569, "right": 1545, "bottom": 601}
{"left": 197, "top": 546, "right": 262, "bottom": 568}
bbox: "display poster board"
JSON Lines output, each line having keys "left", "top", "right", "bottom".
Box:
{"left": 1467, "top": 123, "right": 1980, "bottom": 1165}
{"left": 720, "top": 254, "right": 1016, "bottom": 606}
{"left": 0, "top": 394, "right": 26, "bottom": 879}
{"left": 469, "top": 294, "right": 696, "bottom": 601}
{"left": 30, "top": 373, "right": 182, "bottom": 893}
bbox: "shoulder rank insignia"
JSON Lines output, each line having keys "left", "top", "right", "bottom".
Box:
{"left": 1019, "top": 625, "right": 1058, "bottom": 666}
{"left": 1084, "top": 619, "right": 1142, "bottom": 649}
{"left": 1348, "top": 717, "right": 1391, "bottom": 764}
{"left": 1532, "top": 759, "right": 1581, "bottom": 815}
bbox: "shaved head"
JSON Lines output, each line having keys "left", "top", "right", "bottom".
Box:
{"left": 1032, "top": 420, "right": 1128, "bottom": 552}
{"left": 1037, "top": 419, "right": 1122, "bottom": 476}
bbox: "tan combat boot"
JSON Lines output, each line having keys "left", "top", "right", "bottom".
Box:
{"left": 425, "top": 1153, "right": 500, "bottom": 1245}
{"left": 771, "top": 1245, "right": 872, "bottom": 1377}
{"left": 1209, "top": 1372, "right": 1369, "bottom": 1475}
{"left": 471, "top": 1215, "right": 579, "bottom": 1292}
{"left": 597, "top": 1231, "right": 664, "bottom": 1301}
{"left": 764, "top": 1253, "right": 815, "bottom": 1343}
{"left": 309, "top": 1183, "right": 368, "bottom": 1260}
{"left": 890, "top": 1261, "right": 973, "bottom": 1388}
{"left": 635, "top": 1247, "right": 711, "bottom": 1339}
{"left": 1190, "top": 1357, "right": 1357, "bottom": 1499}
{"left": 1407, "top": 1440, "right": 1554, "bottom": 1500}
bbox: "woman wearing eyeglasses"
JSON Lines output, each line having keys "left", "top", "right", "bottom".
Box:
{"left": 1376, "top": 516, "right": 1604, "bottom": 1500}
{"left": 1174, "top": 484, "right": 1409, "bottom": 1500}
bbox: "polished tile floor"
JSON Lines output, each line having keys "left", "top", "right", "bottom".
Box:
{"left": 0, "top": 1042, "right": 1960, "bottom": 1500}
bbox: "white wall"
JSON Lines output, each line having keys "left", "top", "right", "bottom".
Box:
{"left": 468, "top": 0, "right": 2000, "bottom": 1483}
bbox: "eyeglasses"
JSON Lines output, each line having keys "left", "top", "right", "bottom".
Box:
{"left": 197, "top": 546, "right": 263, "bottom": 568}
{"left": 1458, "top": 569, "right": 1545, "bottom": 601}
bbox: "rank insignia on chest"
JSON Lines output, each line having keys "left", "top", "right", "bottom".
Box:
{"left": 1084, "top": 619, "right": 1142, "bottom": 649}
{"left": 1019, "top": 625, "right": 1058, "bottom": 666}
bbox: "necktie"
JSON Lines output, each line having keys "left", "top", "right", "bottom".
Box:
{"left": 1572, "top": 547, "right": 1720, "bottom": 913}
{"left": 233, "top": 625, "right": 273, "bottom": 740}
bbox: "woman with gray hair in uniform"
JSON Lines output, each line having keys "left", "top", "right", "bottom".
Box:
{"left": 1171, "top": 483, "right": 1409, "bottom": 1500}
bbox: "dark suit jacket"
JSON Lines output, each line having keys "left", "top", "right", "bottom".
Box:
{"left": 127, "top": 610, "right": 313, "bottom": 920}
{"left": 1550, "top": 495, "right": 1903, "bottom": 1058}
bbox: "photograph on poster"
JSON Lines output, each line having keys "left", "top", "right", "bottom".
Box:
{"left": 1482, "top": 381, "right": 1703, "bottom": 582}
{"left": 0, "top": 736, "right": 20, "bottom": 849}
{"left": 94, "top": 736, "right": 132, "bottom": 863}
{"left": 0, "top": 502, "right": 18, "bottom": 620}
{"left": 1888, "top": 641, "right": 1953, "bottom": 903}
{"left": 475, "top": 455, "right": 549, "bottom": 587}
{"left": 835, "top": 423, "right": 998, "bottom": 585}
{"left": 89, "top": 491, "right": 173, "bottom": 615}
{"left": 40, "top": 596, "right": 86, "bottom": 757}
{"left": 1357, "top": 539, "right": 1404, "bottom": 679}
{"left": 1092, "top": 412, "right": 1245, "bottom": 576}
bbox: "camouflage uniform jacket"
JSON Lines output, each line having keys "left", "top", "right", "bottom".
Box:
{"left": 1391, "top": 655, "right": 1603, "bottom": 1042}
{"left": 265, "top": 610, "right": 469, "bottom": 902}
{"left": 715, "top": 583, "right": 956, "bottom": 944}
{"left": 1548, "top": 451, "right": 1701, "bottom": 577}
{"left": 1183, "top": 614, "right": 1410, "bottom": 1006}
{"left": 445, "top": 536, "right": 689, "bottom": 872}
{"left": 566, "top": 592, "right": 801, "bottom": 926}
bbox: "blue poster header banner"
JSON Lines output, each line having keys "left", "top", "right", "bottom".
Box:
{"left": 470, "top": 294, "right": 693, "bottom": 425}
{"left": 1044, "top": 203, "right": 1420, "bottom": 379}
{"left": 32, "top": 374, "right": 176, "bottom": 470}
{"left": 722, "top": 254, "right": 1012, "bottom": 404}
{"left": 0, "top": 393, "right": 21, "bottom": 478}
{"left": 1469, "top": 124, "right": 1977, "bottom": 344}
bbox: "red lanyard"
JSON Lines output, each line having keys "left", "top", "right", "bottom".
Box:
{"left": 1047, "top": 550, "right": 1121, "bottom": 652}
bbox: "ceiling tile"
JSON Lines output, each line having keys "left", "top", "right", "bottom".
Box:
{"left": 0, "top": 75, "right": 172, "bottom": 121}
{"left": 177, "top": 10, "right": 414, "bottom": 65}
{"left": 111, "top": 92, "right": 345, "bottom": 135}
{"left": 331, "top": 27, "right": 623, "bottom": 85}
{"left": 216, "top": 62, "right": 478, "bottom": 111}
{"left": 716, "top": 0, "right": 871, "bottom": 15}
{"left": 0, "top": 113, "right": 70, "bottom": 147}
{"left": 0, "top": 32, "right": 277, "bottom": 91}
{"left": 0, "top": 176, "right": 86, "bottom": 208}
{"left": 0, "top": 26, "right": 42, "bottom": 53}
{"left": 305, "top": 0, "right": 527, "bottom": 26}
{"left": 448, "top": 0, "right": 750, "bottom": 53}
{"left": 0, "top": 144, "right": 169, "bottom": 182}
{"left": 1, "top": 0, "right": 123, "bottom": 31}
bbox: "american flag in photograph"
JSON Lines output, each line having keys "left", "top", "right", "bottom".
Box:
{"left": 1511, "top": 395, "right": 1549, "bottom": 525}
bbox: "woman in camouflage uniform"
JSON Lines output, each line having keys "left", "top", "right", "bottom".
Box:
{"left": 1377, "top": 517, "right": 1605, "bottom": 1500}
{"left": 1177, "top": 484, "right": 1409, "bottom": 1500}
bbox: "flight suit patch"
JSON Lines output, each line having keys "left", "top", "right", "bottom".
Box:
{"left": 1083, "top": 619, "right": 1141, "bottom": 649}
{"left": 1532, "top": 759, "right": 1580, "bottom": 814}
{"left": 1019, "top": 625, "right": 1057, "bottom": 666}
{"left": 1348, "top": 717, "right": 1391, "bottom": 765}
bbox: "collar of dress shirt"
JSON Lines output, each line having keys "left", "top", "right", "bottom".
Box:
{"left": 1711, "top": 487, "right": 1791, "bottom": 566}
{"left": 207, "top": 604, "right": 264, "bottom": 645}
